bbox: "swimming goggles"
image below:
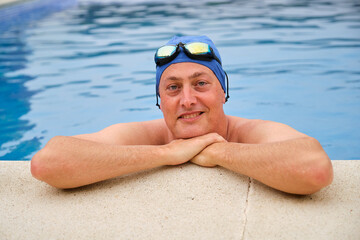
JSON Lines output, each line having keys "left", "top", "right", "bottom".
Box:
{"left": 154, "top": 42, "right": 222, "bottom": 66}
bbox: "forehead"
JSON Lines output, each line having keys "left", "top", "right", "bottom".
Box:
{"left": 160, "top": 62, "right": 217, "bottom": 82}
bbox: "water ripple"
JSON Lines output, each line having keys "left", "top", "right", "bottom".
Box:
{"left": 1, "top": 0, "right": 360, "bottom": 160}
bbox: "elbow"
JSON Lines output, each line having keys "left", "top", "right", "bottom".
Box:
{"left": 31, "top": 149, "right": 68, "bottom": 189}
{"left": 306, "top": 158, "right": 333, "bottom": 195}
{"left": 31, "top": 148, "right": 50, "bottom": 182}
{"left": 30, "top": 136, "right": 69, "bottom": 189}
{"left": 301, "top": 138, "right": 333, "bottom": 194}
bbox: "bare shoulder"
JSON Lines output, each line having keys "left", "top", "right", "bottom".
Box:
{"left": 74, "top": 119, "right": 170, "bottom": 145}
{"left": 227, "top": 115, "right": 308, "bottom": 144}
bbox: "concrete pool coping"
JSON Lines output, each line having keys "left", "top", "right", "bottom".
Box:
{"left": 0, "top": 160, "right": 359, "bottom": 239}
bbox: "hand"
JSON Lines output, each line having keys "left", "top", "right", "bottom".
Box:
{"left": 162, "top": 133, "right": 225, "bottom": 166}
{"left": 191, "top": 141, "right": 227, "bottom": 168}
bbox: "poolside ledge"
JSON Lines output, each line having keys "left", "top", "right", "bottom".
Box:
{"left": 0, "top": 160, "right": 359, "bottom": 239}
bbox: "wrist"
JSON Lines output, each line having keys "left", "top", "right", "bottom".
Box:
{"left": 157, "top": 143, "right": 181, "bottom": 166}
{"left": 202, "top": 143, "right": 223, "bottom": 167}
{"left": 207, "top": 142, "right": 227, "bottom": 166}
{"left": 155, "top": 144, "right": 169, "bottom": 166}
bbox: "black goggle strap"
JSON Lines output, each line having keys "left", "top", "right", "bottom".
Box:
{"left": 156, "top": 93, "right": 160, "bottom": 109}
{"left": 225, "top": 71, "right": 230, "bottom": 102}
{"left": 156, "top": 72, "right": 229, "bottom": 108}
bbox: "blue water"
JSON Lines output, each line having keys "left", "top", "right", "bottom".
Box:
{"left": 1, "top": 0, "right": 359, "bottom": 160}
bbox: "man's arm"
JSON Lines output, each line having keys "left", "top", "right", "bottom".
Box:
{"left": 31, "top": 119, "right": 224, "bottom": 189}
{"left": 191, "top": 118, "right": 333, "bottom": 195}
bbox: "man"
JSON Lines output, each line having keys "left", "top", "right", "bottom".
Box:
{"left": 31, "top": 35, "right": 333, "bottom": 194}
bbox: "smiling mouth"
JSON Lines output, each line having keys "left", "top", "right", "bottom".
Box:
{"left": 179, "top": 112, "right": 204, "bottom": 119}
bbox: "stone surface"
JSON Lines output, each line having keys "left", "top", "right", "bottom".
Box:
{"left": 0, "top": 161, "right": 249, "bottom": 239}
{"left": 0, "top": 160, "right": 359, "bottom": 240}
{"left": 244, "top": 160, "right": 360, "bottom": 240}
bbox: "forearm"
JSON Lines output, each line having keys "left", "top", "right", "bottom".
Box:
{"left": 212, "top": 137, "right": 333, "bottom": 194}
{"left": 31, "top": 136, "right": 166, "bottom": 189}
{"left": 31, "top": 133, "right": 224, "bottom": 189}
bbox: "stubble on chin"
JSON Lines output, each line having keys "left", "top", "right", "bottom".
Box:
{"left": 172, "top": 125, "right": 210, "bottom": 139}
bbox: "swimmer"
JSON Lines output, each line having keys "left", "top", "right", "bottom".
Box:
{"left": 31, "top": 35, "right": 333, "bottom": 194}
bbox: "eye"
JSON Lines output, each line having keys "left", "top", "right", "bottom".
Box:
{"left": 167, "top": 84, "right": 179, "bottom": 91}
{"left": 197, "top": 81, "right": 207, "bottom": 87}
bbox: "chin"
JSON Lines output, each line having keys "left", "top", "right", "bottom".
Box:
{"left": 173, "top": 128, "right": 209, "bottom": 139}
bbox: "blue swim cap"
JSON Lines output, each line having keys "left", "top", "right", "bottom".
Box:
{"left": 155, "top": 35, "right": 226, "bottom": 97}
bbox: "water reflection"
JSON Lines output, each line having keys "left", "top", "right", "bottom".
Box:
{"left": 0, "top": 0, "right": 77, "bottom": 159}
{"left": 0, "top": 31, "right": 40, "bottom": 159}
{"left": 0, "top": 0, "right": 359, "bottom": 160}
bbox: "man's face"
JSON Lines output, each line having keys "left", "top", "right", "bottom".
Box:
{"left": 159, "top": 62, "right": 226, "bottom": 139}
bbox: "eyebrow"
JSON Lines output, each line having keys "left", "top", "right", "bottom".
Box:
{"left": 189, "top": 72, "right": 207, "bottom": 79}
{"left": 164, "top": 72, "right": 208, "bottom": 81}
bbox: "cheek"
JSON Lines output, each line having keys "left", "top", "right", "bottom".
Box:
{"left": 160, "top": 97, "right": 176, "bottom": 116}
{"left": 220, "top": 91, "right": 226, "bottom": 103}
{"left": 205, "top": 91, "right": 224, "bottom": 107}
{"left": 214, "top": 89, "right": 226, "bottom": 105}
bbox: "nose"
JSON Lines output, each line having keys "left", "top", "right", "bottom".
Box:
{"left": 180, "top": 85, "right": 197, "bottom": 109}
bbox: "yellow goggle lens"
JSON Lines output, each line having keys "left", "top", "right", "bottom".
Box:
{"left": 185, "top": 42, "right": 210, "bottom": 55}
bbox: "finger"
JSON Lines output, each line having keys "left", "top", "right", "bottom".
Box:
{"left": 193, "top": 133, "right": 226, "bottom": 147}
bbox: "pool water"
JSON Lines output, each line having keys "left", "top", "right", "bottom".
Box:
{"left": 1, "top": 0, "right": 360, "bottom": 160}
